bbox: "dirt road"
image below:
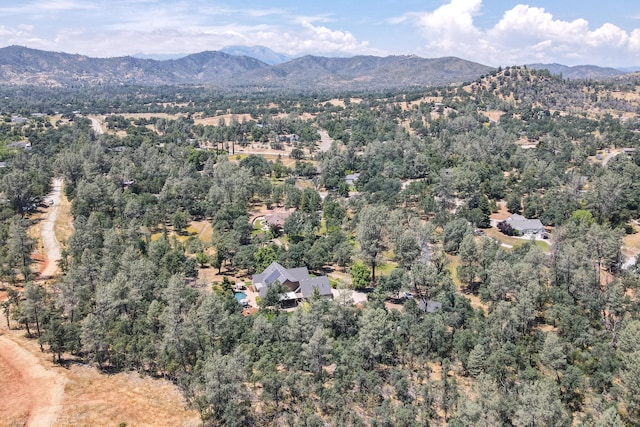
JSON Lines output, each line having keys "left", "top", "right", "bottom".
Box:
{"left": 40, "top": 178, "right": 63, "bottom": 279}
{"left": 88, "top": 117, "right": 104, "bottom": 135}
{"left": 318, "top": 129, "right": 333, "bottom": 152}
{"left": 0, "top": 330, "right": 67, "bottom": 427}
{"left": 0, "top": 176, "right": 68, "bottom": 426}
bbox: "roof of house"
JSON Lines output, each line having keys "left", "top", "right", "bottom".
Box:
{"left": 299, "top": 276, "right": 332, "bottom": 299}
{"left": 263, "top": 211, "right": 293, "bottom": 227}
{"left": 506, "top": 214, "right": 544, "bottom": 232}
{"left": 418, "top": 299, "right": 443, "bottom": 313}
{"left": 252, "top": 262, "right": 332, "bottom": 299}
{"left": 345, "top": 173, "right": 360, "bottom": 185}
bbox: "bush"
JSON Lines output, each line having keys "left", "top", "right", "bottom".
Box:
{"left": 351, "top": 262, "right": 371, "bottom": 290}
{"left": 497, "top": 220, "right": 516, "bottom": 236}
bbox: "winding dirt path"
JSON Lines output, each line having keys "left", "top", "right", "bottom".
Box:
{"left": 40, "top": 178, "right": 63, "bottom": 279}
{"left": 0, "top": 177, "right": 68, "bottom": 426}
{"left": 0, "top": 332, "right": 67, "bottom": 426}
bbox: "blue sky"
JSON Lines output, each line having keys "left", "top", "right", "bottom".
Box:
{"left": 1, "top": 0, "right": 639, "bottom": 67}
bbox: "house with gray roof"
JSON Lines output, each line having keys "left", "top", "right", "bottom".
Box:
{"left": 252, "top": 261, "right": 333, "bottom": 304}
{"left": 344, "top": 173, "right": 360, "bottom": 187}
{"left": 505, "top": 214, "right": 545, "bottom": 235}
{"left": 418, "top": 299, "right": 443, "bottom": 313}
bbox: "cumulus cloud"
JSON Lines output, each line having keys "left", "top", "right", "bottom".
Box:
{"left": 0, "top": 1, "right": 376, "bottom": 57}
{"left": 396, "top": 0, "right": 640, "bottom": 66}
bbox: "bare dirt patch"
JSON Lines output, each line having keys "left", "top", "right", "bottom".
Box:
{"left": 0, "top": 328, "right": 67, "bottom": 427}
{"left": 0, "top": 345, "right": 31, "bottom": 426}
{"left": 0, "top": 310, "right": 200, "bottom": 427}
{"left": 490, "top": 201, "right": 511, "bottom": 221}
{"left": 479, "top": 110, "right": 505, "bottom": 122}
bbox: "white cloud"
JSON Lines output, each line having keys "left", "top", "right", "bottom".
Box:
{"left": 22, "top": 19, "right": 374, "bottom": 58}
{"left": 31, "top": 0, "right": 98, "bottom": 11}
{"left": 630, "top": 29, "right": 640, "bottom": 52}
{"left": 396, "top": 1, "right": 640, "bottom": 66}
{"left": 0, "top": 0, "right": 377, "bottom": 58}
{"left": 411, "top": 0, "right": 483, "bottom": 53}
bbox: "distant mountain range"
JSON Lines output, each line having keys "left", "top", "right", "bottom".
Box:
{"left": 616, "top": 66, "right": 640, "bottom": 73}
{"left": 0, "top": 45, "right": 635, "bottom": 91}
{"left": 526, "top": 63, "right": 626, "bottom": 79}
{"left": 0, "top": 45, "right": 493, "bottom": 91}
{"left": 132, "top": 46, "right": 292, "bottom": 64}
{"left": 220, "top": 46, "right": 292, "bottom": 65}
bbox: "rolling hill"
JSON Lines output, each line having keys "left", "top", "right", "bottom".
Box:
{"left": 0, "top": 45, "right": 492, "bottom": 91}
{"left": 526, "top": 63, "right": 626, "bottom": 79}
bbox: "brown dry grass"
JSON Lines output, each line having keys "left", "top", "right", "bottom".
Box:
{"left": 490, "top": 201, "right": 511, "bottom": 221}
{"left": 230, "top": 151, "right": 301, "bottom": 168}
{"left": 428, "top": 361, "right": 442, "bottom": 382}
{"left": 407, "top": 96, "right": 443, "bottom": 108}
{"left": 54, "top": 183, "right": 74, "bottom": 246}
{"left": 0, "top": 323, "right": 200, "bottom": 427}
{"left": 121, "top": 112, "right": 186, "bottom": 121}
{"left": 623, "top": 222, "right": 640, "bottom": 258}
{"left": 446, "top": 254, "right": 489, "bottom": 313}
{"left": 195, "top": 113, "right": 253, "bottom": 126}
{"left": 57, "top": 366, "right": 200, "bottom": 427}
{"left": 27, "top": 206, "right": 49, "bottom": 278}
{"left": 479, "top": 110, "right": 504, "bottom": 122}
{"left": 188, "top": 220, "right": 213, "bottom": 243}
{"left": 608, "top": 89, "right": 640, "bottom": 102}
{"left": 325, "top": 99, "right": 346, "bottom": 108}
{"left": 150, "top": 220, "right": 214, "bottom": 245}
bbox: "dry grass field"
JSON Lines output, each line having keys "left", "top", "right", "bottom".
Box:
{"left": 194, "top": 113, "right": 253, "bottom": 126}
{"left": 0, "top": 325, "right": 200, "bottom": 427}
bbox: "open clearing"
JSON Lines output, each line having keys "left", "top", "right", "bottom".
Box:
{"left": 0, "top": 326, "right": 200, "bottom": 427}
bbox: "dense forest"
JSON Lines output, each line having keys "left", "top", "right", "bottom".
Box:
{"left": 2, "top": 66, "right": 640, "bottom": 426}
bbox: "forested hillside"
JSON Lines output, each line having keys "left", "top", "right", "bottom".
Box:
{"left": 1, "top": 66, "right": 640, "bottom": 426}
{"left": 0, "top": 45, "right": 493, "bottom": 90}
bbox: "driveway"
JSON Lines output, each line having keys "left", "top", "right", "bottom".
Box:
{"left": 331, "top": 288, "right": 367, "bottom": 305}
{"left": 318, "top": 129, "right": 333, "bottom": 152}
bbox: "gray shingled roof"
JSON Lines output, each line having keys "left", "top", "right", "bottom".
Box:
{"left": 252, "top": 262, "right": 332, "bottom": 299}
{"left": 299, "top": 276, "right": 332, "bottom": 298}
{"left": 418, "top": 299, "right": 443, "bottom": 313}
{"left": 506, "top": 214, "right": 544, "bottom": 233}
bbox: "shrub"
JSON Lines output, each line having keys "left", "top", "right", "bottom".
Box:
{"left": 497, "top": 220, "right": 516, "bottom": 236}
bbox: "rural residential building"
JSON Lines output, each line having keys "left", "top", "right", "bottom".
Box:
{"left": 506, "top": 214, "right": 545, "bottom": 235}
{"left": 345, "top": 173, "right": 360, "bottom": 186}
{"left": 252, "top": 262, "right": 333, "bottom": 303}
{"left": 263, "top": 210, "right": 293, "bottom": 229}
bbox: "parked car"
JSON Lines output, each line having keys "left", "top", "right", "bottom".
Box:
{"left": 403, "top": 291, "right": 414, "bottom": 299}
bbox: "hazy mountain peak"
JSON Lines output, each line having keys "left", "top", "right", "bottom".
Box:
{"left": 220, "top": 45, "right": 292, "bottom": 65}
{"left": 133, "top": 52, "right": 189, "bottom": 61}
